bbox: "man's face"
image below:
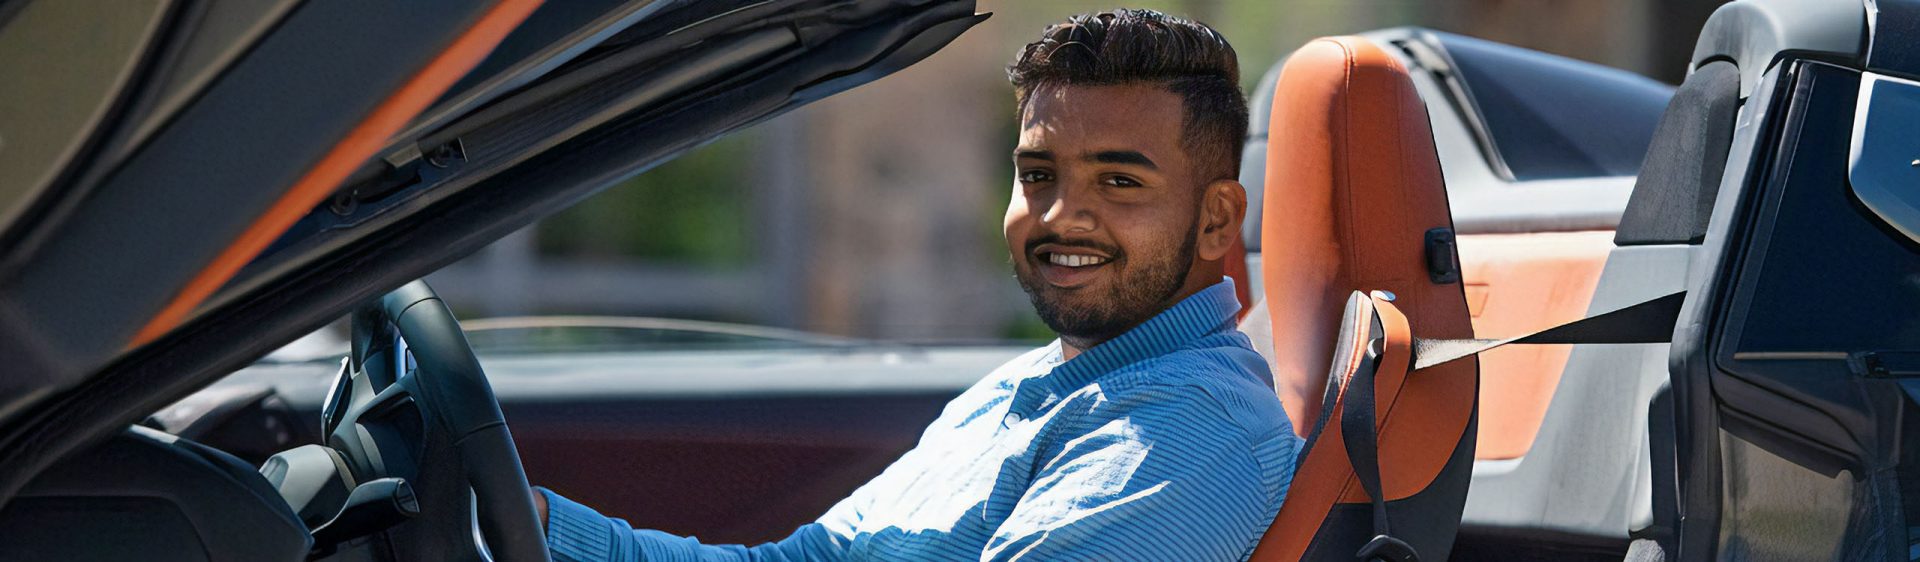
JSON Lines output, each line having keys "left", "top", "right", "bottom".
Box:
{"left": 1005, "top": 83, "right": 1207, "bottom": 349}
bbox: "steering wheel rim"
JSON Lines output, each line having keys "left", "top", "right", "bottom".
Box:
{"left": 348, "top": 281, "right": 549, "bottom": 562}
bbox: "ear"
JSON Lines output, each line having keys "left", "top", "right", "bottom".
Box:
{"left": 1196, "top": 178, "right": 1247, "bottom": 262}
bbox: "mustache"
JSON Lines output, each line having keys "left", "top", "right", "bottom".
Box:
{"left": 1025, "top": 234, "right": 1122, "bottom": 258}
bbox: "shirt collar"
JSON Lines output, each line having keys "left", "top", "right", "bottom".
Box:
{"left": 1037, "top": 278, "right": 1243, "bottom": 392}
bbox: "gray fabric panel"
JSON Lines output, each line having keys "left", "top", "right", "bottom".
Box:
{"left": 1615, "top": 61, "right": 1739, "bottom": 246}
{"left": 1865, "top": 0, "right": 1920, "bottom": 78}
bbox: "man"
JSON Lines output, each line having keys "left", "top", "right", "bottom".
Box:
{"left": 533, "top": 9, "right": 1300, "bottom": 561}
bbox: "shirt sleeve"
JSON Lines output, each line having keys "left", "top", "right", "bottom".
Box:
{"left": 538, "top": 487, "right": 848, "bottom": 562}
{"left": 977, "top": 387, "right": 1295, "bottom": 562}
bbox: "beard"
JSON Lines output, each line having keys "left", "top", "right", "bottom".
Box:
{"left": 1014, "top": 219, "right": 1198, "bottom": 348}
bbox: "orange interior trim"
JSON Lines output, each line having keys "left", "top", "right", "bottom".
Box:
{"left": 130, "top": 0, "right": 543, "bottom": 347}
{"left": 1457, "top": 230, "right": 1612, "bottom": 459}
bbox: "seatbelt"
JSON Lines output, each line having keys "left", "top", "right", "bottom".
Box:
{"left": 1343, "top": 324, "right": 1416, "bottom": 562}
{"left": 1345, "top": 290, "right": 1686, "bottom": 562}
{"left": 1413, "top": 291, "right": 1686, "bottom": 370}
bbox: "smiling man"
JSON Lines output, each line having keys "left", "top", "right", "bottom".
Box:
{"left": 533, "top": 9, "right": 1299, "bottom": 561}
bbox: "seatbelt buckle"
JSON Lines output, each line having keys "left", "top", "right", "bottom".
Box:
{"left": 1356, "top": 534, "right": 1418, "bottom": 562}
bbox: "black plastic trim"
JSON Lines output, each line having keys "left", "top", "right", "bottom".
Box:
{"left": 1666, "top": 55, "right": 1806, "bottom": 562}
{"left": 1423, "top": 227, "right": 1460, "bottom": 284}
{"left": 0, "top": 427, "right": 311, "bottom": 560}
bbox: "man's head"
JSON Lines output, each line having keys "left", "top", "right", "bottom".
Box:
{"left": 1004, "top": 9, "right": 1250, "bottom": 353}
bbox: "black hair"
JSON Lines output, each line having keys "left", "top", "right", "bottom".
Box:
{"left": 1008, "top": 9, "right": 1249, "bottom": 183}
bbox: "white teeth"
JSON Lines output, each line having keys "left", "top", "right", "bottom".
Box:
{"left": 1047, "top": 253, "right": 1110, "bottom": 267}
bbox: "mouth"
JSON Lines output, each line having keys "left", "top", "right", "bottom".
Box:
{"left": 1031, "top": 243, "right": 1115, "bottom": 289}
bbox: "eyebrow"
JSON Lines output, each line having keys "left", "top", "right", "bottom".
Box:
{"left": 1013, "top": 149, "right": 1158, "bottom": 170}
{"left": 1089, "top": 150, "right": 1158, "bottom": 170}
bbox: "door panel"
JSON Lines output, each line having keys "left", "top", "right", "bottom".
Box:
{"left": 507, "top": 394, "right": 956, "bottom": 544}
{"left": 1714, "top": 427, "right": 1853, "bottom": 561}
{"left": 1680, "top": 59, "right": 1920, "bottom": 560}
{"left": 1457, "top": 230, "right": 1613, "bottom": 460}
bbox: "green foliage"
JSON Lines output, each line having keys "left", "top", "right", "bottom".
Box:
{"left": 535, "top": 134, "right": 757, "bottom": 266}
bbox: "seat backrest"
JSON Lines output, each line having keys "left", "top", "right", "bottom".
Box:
{"left": 1246, "top": 36, "right": 1478, "bottom": 561}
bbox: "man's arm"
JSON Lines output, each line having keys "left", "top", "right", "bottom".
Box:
{"left": 979, "top": 387, "right": 1296, "bottom": 561}
{"left": 532, "top": 487, "right": 847, "bottom": 562}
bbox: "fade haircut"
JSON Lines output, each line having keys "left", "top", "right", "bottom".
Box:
{"left": 1008, "top": 9, "right": 1249, "bottom": 183}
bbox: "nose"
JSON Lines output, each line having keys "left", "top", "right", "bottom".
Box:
{"left": 1038, "top": 184, "right": 1095, "bottom": 234}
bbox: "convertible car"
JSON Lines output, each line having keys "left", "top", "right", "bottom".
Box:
{"left": 1, "top": 0, "right": 1917, "bottom": 560}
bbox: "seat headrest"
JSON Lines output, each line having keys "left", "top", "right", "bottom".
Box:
{"left": 1260, "top": 36, "right": 1472, "bottom": 436}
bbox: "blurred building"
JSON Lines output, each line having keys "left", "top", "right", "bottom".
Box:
{"left": 428, "top": 0, "right": 1724, "bottom": 341}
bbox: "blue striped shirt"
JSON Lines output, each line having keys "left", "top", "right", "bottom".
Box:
{"left": 540, "top": 279, "right": 1300, "bottom": 561}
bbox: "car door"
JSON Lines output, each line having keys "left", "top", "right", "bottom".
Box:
{"left": 0, "top": 0, "right": 984, "bottom": 516}
{"left": 1664, "top": 1, "right": 1920, "bottom": 559}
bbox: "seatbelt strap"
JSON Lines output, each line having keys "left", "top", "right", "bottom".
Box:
{"left": 1342, "top": 325, "right": 1417, "bottom": 562}
{"left": 1412, "top": 291, "right": 1686, "bottom": 370}
{"left": 1344, "top": 290, "right": 1685, "bottom": 562}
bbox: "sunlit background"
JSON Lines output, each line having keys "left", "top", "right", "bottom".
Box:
{"left": 424, "top": 0, "right": 1724, "bottom": 343}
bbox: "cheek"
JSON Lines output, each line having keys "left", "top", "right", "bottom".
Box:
{"left": 1003, "top": 192, "right": 1031, "bottom": 254}
{"left": 1110, "top": 211, "right": 1190, "bottom": 259}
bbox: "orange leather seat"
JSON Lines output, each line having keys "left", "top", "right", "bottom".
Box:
{"left": 1246, "top": 36, "right": 1479, "bottom": 561}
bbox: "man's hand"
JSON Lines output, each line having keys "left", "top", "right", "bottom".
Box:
{"left": 531, "top": 486, "right": 548, "bottom": 528}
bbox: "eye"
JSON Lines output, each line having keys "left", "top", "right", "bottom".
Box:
{"left": 1102, "top": 175, "right": 1143, "bottom": 188}
{"left": 1019, "top": 169, "right": 1054, "bottom": 183}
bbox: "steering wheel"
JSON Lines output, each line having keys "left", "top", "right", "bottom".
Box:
{"left": 327, "top": 280, "right": 549, "bottom": 561}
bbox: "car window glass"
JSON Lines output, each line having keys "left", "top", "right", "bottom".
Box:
{"left": 1435, "top": 31, "right": 1673, "bottom": 180}
{"left": 1729, "top": 92, "right": 1920, "bottom": 354}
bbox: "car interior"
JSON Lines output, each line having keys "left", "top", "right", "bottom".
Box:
{"left": 4, "top": 0, "right": 1920, "bottom": 560}
{"left": 1233, "top": 1, "right": 1920, "bottom": 559}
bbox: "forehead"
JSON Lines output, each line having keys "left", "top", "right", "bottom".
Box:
{"left": 1019, "top": 84, "right": 1186, "bottom": 155}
